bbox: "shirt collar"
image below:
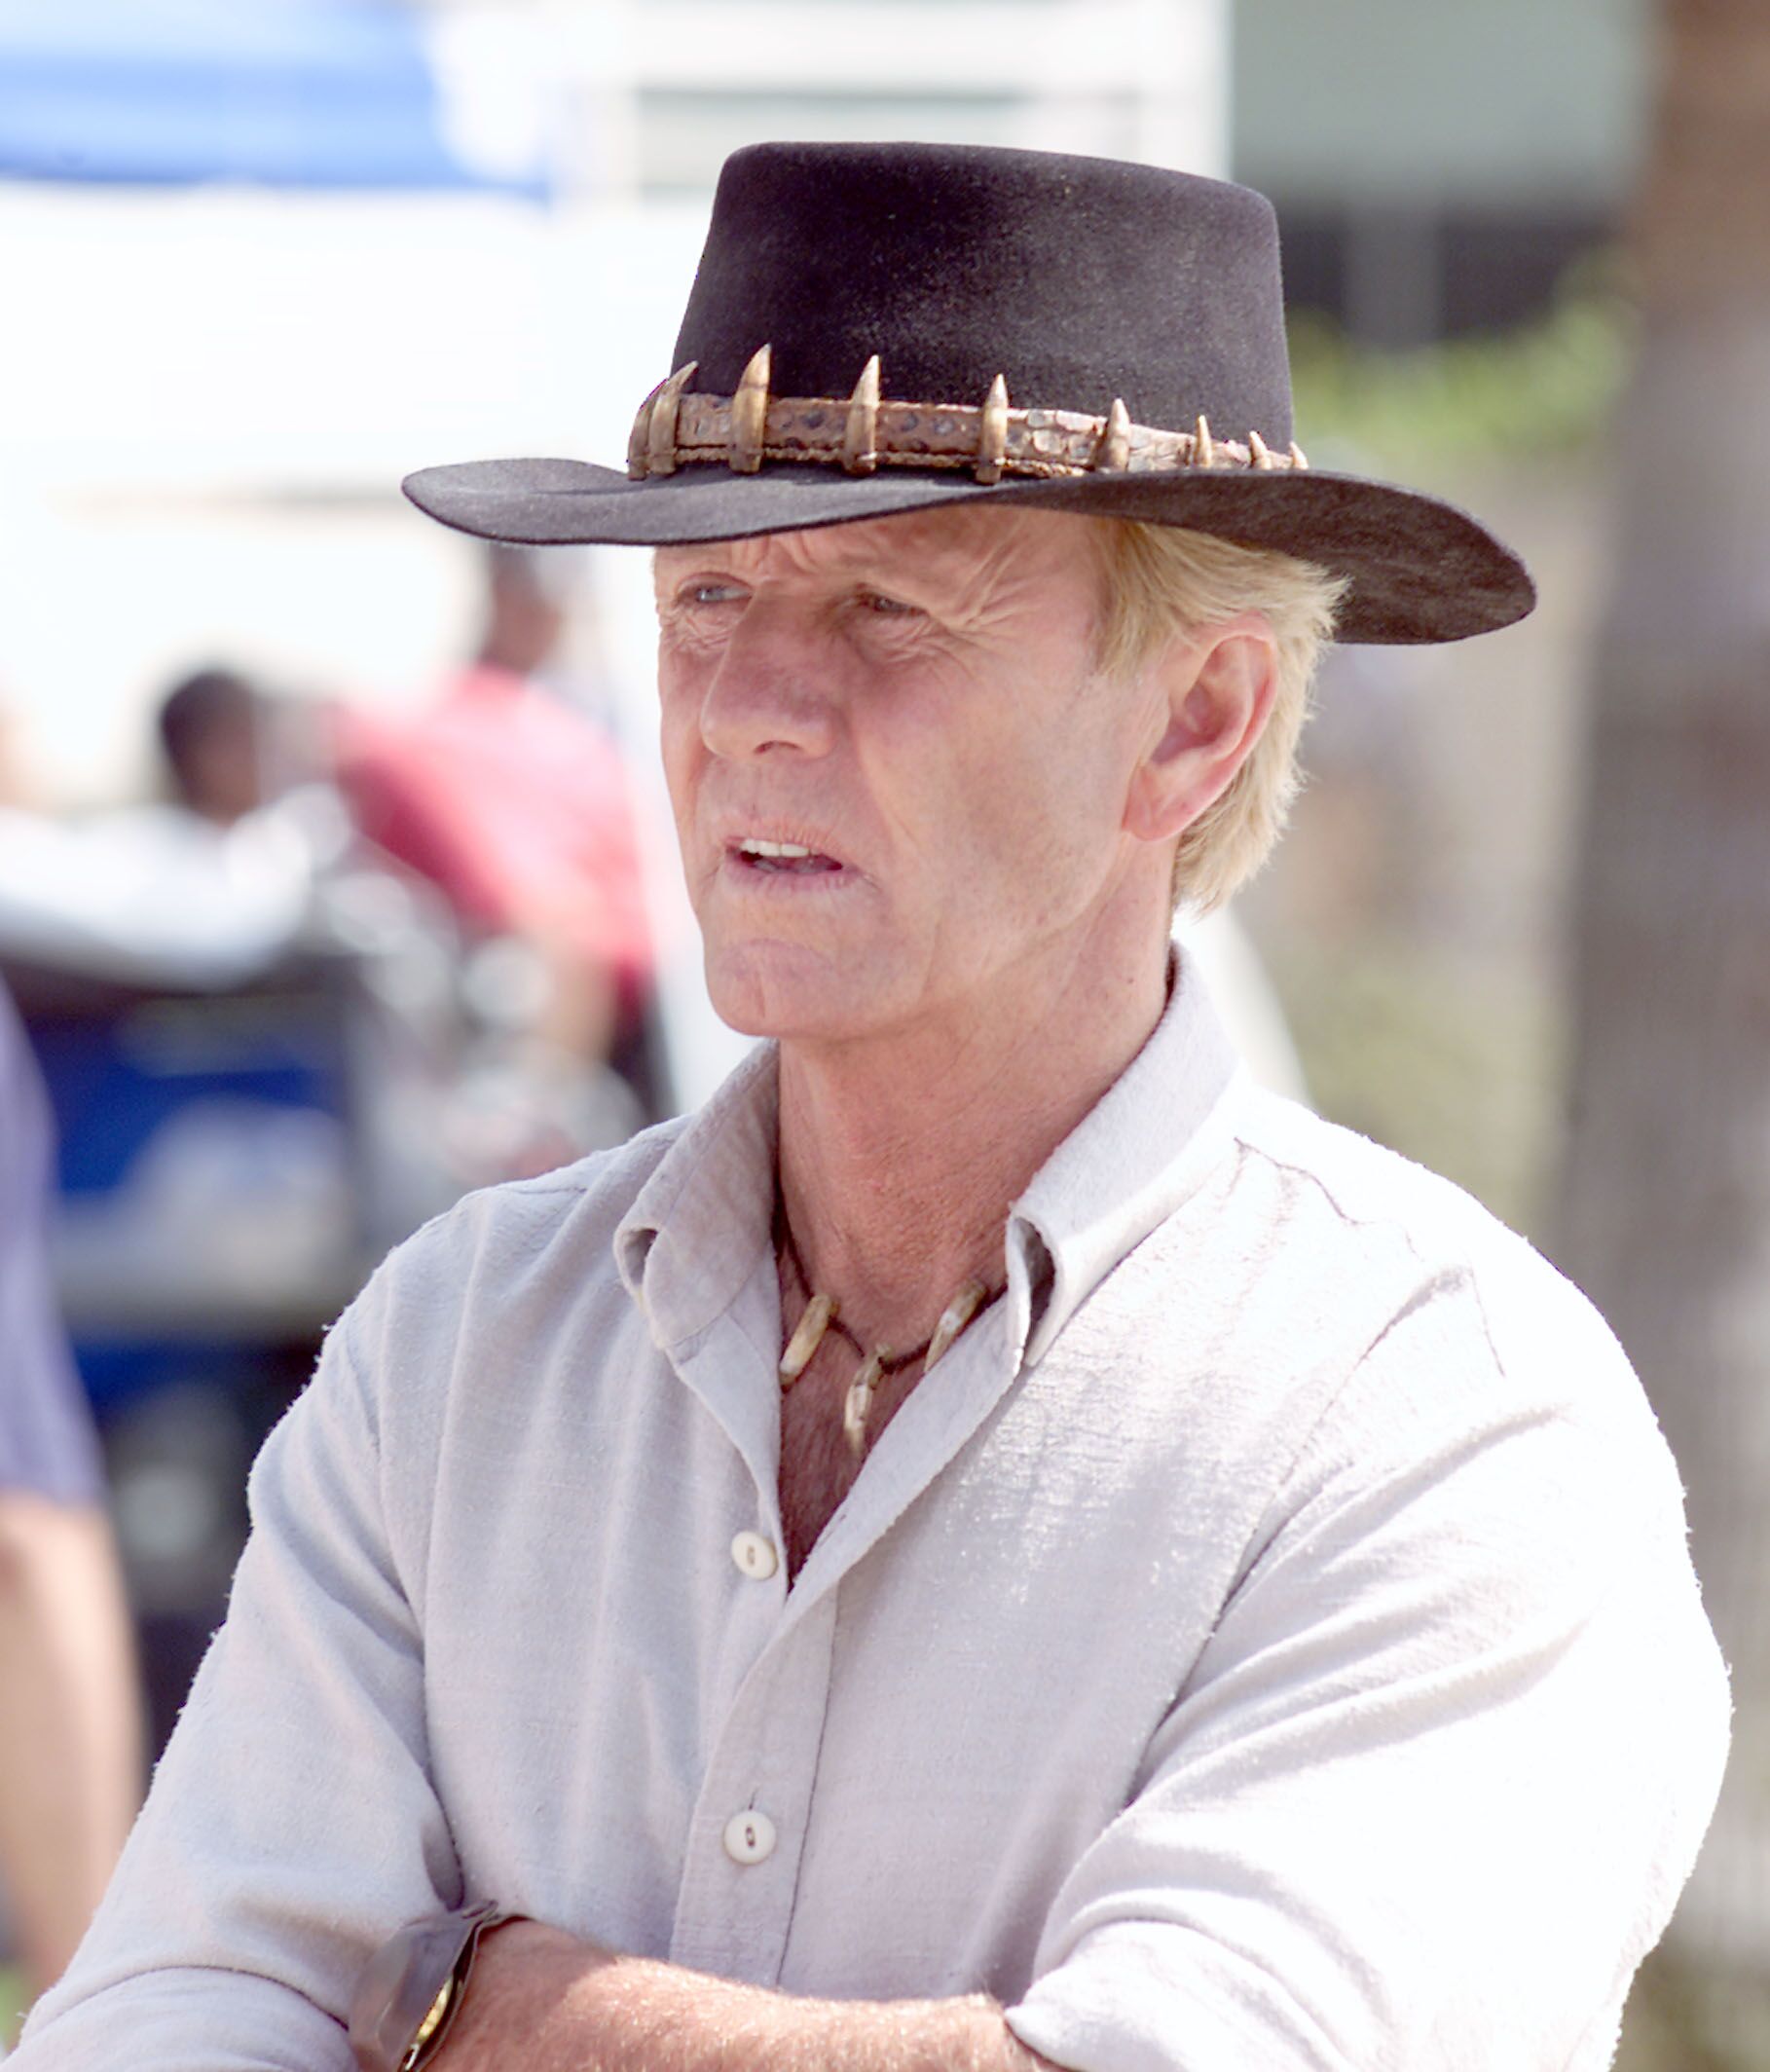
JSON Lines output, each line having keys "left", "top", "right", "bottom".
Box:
{"left": 616, "top": 1039, "right": 780, "bottom": 1350}
{"left": 1007, "top": 947, "right": 1242, "bottom": 1366}
{"left": 616, "top": 949, "right": 1242, "bottom": 1366}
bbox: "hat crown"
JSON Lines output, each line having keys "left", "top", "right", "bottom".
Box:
{"left": 673, "top": 141, "right": 1294, "bottom": 447}
{"left": 403, "top": 139, "right": 1535, "bottom": 646}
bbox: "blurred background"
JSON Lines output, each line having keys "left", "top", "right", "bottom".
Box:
{"left": 0, "top": 0, "right": 1765, "bottom": 2061}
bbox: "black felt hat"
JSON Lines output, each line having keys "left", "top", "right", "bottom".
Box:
{"left": 404, "top": 141, "right": 1533, "bottom": 645}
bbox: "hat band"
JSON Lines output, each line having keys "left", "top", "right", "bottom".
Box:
{"left": 627, "top": 348, "right": 1307, "bottom": 487}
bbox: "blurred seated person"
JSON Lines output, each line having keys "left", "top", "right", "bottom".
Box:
{"left": 156, "top": 667, "right": 268, "bottom": 829}
{"left": 0, "top": 979, "right": 142, "bottom": 2031}
{"left": 0, "top": 668, "right": 314, "bottom": 988}
{"left": 335, "top": 547, "right": 653, "bottom": 1100}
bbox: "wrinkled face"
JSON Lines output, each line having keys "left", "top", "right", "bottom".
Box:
{"left": 654, "top": 502, "right": 1160, "bottom": 1045}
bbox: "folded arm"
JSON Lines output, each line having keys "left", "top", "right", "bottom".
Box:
{"left": 435, "top": 1920, "right": 1051, "bottom": 2072}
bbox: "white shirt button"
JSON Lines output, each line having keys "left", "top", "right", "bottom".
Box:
{"left": 729, "top": 1531, "right": 780, "bottom": 1580}
{"left": 722, "top": 1808, "right": 777, "bottom": 1865}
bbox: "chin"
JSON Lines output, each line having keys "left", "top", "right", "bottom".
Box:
{"left": 704, "top": 944, "right": 888, "bottom": 1044}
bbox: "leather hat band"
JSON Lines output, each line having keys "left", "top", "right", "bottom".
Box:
{"left": 628, "top": 346, "right": 1309, "bottom": 486}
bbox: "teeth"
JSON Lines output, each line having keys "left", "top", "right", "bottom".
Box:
{"left": 740, "top": 838, "right": 814, "bottom": 859}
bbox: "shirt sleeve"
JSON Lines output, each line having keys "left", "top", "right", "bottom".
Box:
{"left": 0, "top": 983, "right": 103, "bottom": 1506}
{"left": 12, "top": 1292, "right": 462, "bottom": 2071}
{"left": 1005, "top": 1285, "right": 1731, "bottom": 2072}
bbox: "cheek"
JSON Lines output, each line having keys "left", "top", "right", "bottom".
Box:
{"left": 655, "top": 670, "right": 704, "bottom": 816}
{"left": 958, "top": 700, "right": 1133, "bottom": 884}
{"left": 923, "top": 767, "right": 1110, "bottom": 944}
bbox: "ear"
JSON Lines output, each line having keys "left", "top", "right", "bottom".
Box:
{"left": 1123, "top": 613, "right": 1280, "bottom": 845}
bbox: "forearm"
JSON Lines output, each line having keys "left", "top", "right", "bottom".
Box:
{"left": 0, "top": 1495, "right": 143, "bottom": 1991}
{"left": 436, "top": 1923, "right": 1052, "bottom": 2072}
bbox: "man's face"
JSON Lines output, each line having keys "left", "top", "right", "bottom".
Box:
{"left": 654, "top": 503, "right": 1162, "bottom": 1045}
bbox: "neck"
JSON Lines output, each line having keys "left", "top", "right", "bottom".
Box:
{"left": 776, "top": 926, "right": 1171, "bottom": 1349}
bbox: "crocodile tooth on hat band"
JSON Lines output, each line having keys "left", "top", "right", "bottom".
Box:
{"left": 629, "top": 361, "right": 698, "bottom": 480}
{"left": 842, "top": 354, "right": 882, "bottom": 475}
{"left": 975, "top": 373, "right": 1011, "bottom": 485}
{"left": 728, "top": 344, "right": 772, "bottom": 473}
{"left": 626, "top": 357, "right": 1308, "bottom": 486}
{"left": 1095, "top": 397, "right": 1133, "bottom": 472}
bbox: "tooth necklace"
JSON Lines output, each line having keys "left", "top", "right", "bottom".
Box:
{"left": 774, "top": 1200, "right": 1001, "bottom": 1458}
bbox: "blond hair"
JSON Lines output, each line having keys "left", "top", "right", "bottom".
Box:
{"left": 1091, "top": 520, "right": 1346, "bottom": 913}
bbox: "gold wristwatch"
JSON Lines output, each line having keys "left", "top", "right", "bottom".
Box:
{"left": 348, "top": 1899, "right": 513, "bottom": 2072}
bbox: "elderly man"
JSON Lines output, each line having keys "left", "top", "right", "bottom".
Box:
{"left": 17, "top": 144, "right": 1726, "bottom": 2072}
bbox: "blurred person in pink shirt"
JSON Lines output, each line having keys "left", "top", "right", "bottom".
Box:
{"left": 337, "top": 547, "right": 653, "bottom": 1084}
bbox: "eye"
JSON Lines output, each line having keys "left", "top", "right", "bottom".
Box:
{"left": 856, "top": 590, "right": 920, "bottom": 618}
{"left": 682, "top": 580, "right": 746, "bottom": 607}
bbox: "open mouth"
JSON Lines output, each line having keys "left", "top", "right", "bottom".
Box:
{"left": 731, "top": 837, "right": 845, "bottom": 877}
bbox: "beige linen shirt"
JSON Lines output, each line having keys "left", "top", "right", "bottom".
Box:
{"left": 18, "top": 958, "right": 1728, "bottom": 2071}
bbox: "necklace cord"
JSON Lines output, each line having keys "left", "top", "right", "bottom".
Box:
{"left": 774, "top": 1196, "right": 1005, "bottom": 1379}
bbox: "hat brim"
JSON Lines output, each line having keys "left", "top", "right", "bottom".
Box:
{"left": 401, "top": 457, "right": 1533, "bottom": 646}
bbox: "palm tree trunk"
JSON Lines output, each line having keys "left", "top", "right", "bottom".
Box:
{"left": 1558, "top": 0, "right": 1770, "bottom": 2054}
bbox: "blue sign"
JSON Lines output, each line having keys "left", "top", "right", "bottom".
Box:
{"left": 0, "top": 0, "right": 549, "bottom": 194}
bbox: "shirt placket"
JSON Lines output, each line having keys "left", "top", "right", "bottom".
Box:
{"left": 661, "top": 1286, "right": 1037, "bottom": 1984}
{"left": 649, "top": 1269, "right": 830, "bottom": 1982}
{"left": 670, "top": 1587, "right": 839, "bottom": 1982}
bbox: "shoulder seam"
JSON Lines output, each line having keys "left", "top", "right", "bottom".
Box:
{"left": 1228, "top": 1116, "right": 1507, "bottom": 1382}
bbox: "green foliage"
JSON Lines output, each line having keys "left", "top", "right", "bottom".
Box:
{"left": 1288, "top": 264, "right": 1639, "bottom": 466}
{"left": 1613, "top": 1948, "right": 1770, "bottom": 2072}
{"left": 1261, "top": 936, "right": 1565, "bottom": 1240}
{"left": 1, "top": 1965, "right": 25, "bottom": 2048}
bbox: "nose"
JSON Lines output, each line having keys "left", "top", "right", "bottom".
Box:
{"left": 696, "top": 597, "right": 838, "bottom": 763}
